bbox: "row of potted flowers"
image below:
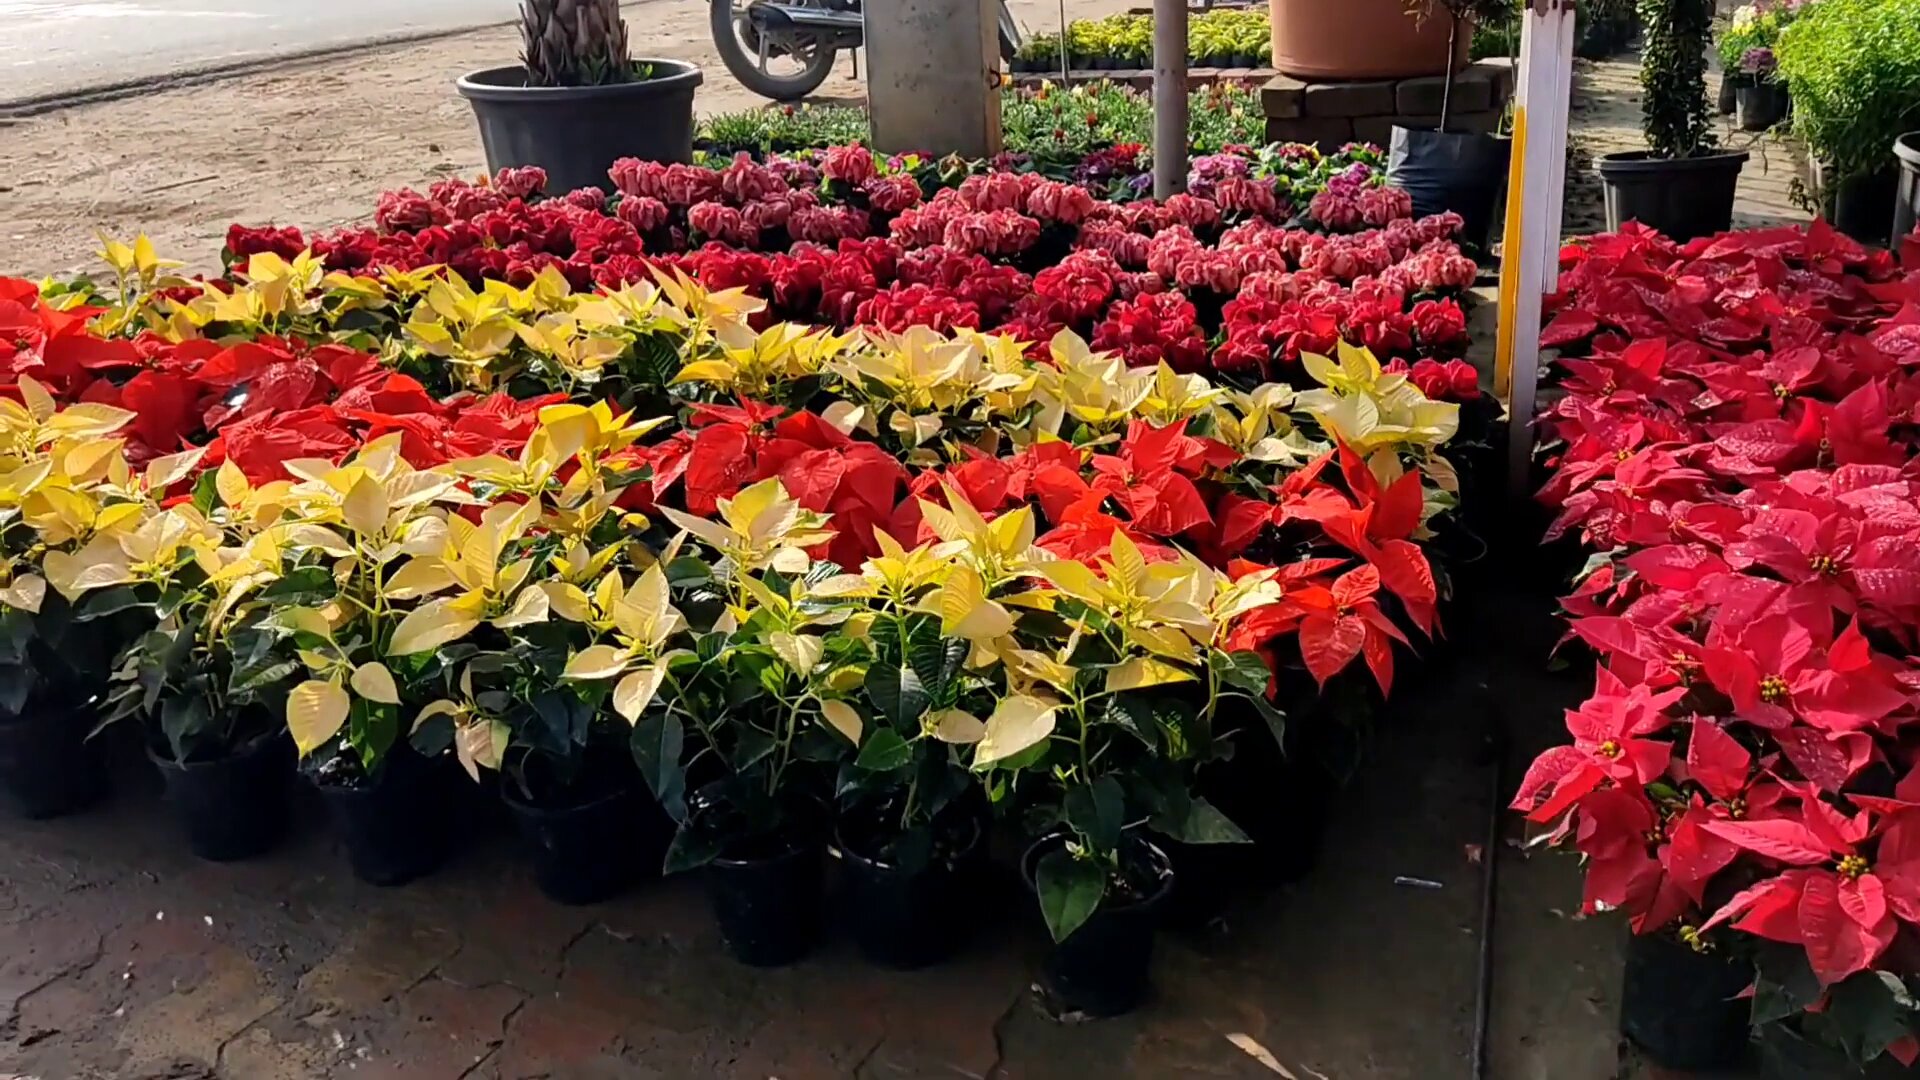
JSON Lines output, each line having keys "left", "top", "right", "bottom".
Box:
{"left": 0, "top": 239, "right": 1470, "bottom": 1013}
{"left": 223, "top": 156, "right": 1477, "bottom": 386}
{"left": 1514, "top": 221, "right": 1920, "bottom": 1076}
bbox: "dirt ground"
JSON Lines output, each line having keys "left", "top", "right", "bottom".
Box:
{"left": 0, "top": 0, "right": 1133, "bottom": 279}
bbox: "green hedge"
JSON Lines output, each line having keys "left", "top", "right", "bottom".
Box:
{"left": 1775, "top": 0, "right": 1920, "bottom": 182}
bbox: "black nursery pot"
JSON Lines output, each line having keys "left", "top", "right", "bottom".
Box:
{"left": 1387, "top": 125, "right": 1512, "bottom": 253}
{"left": 1825, "top": 165, "right": 1899, "bottom": 248}
{"left": 705, "top": 837, "right": 827, "bottom": 967}
{"left": 1756, "top": 1022, "right": 1920, "bottom": 1079}
{"left": 0, "top": 703, "right": 107, "bottom": 820}
{"left": 1599, "top": 149, "right": 1749, "bottom": 242}
{"left": 1895, "top": 133, "right": 1920, "bottom": 246}
{"left": 1718, "top": 72, "right": 1749, "bottom": 116}
{"left": 456, "top": 60, "right": 703, "bottom": 195}
{"left": 504, "top": 781, "right": 670, "bottom": 906}
{"left": 1736, "top": 82, "right": 1789, "bottom": 132}
{"left": 1021, "top": 834, "right": 1175, "bottom": 1019}
{"left": 1619, "top": 933, "right": 1754, "bottom": 1070}
{"left": 834, "top": 814, "right": 986, "bottom": 969}
{"left": 150, "top": 734, "right": 291, "bottom": 862}
{"left": 317, "top": 749, "right": 450, "bottom": 887}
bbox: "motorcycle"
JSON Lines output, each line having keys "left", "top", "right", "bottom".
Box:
{"left": 711, "top": 0, "right": 1022, "bottom": 101}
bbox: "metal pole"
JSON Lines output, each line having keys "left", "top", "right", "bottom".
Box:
{"left": 1152, "top": 0, "right": 1188, "bottom": 198}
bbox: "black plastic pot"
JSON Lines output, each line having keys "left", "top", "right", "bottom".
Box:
{"left": 1891, "top": 133, "right": 1920, "bottom": 247}
{"left": 456, "top": 60, "right": 703, "bottom": 195}
{"left": 1718, "top": 73, "right": 1748, "bottom": 116}
{"left": 1737, "top": 82, "right": 1789, "bottom": 132}
{"left": 834, "top": 815, "right": 985, "bottom": 969}
{"left": 1598, "top": 149, "right": 1749, "bottom": 242}
{"left": 1619, "top": 933, "right": 1754, "bottom": 1070}
{"left": 1829, "top": 167, "right": 1899, "bottom": 248}
{"left": 1387, "top": 125, "right": 1512, "bottom": 253}
{"left": 0, "top": 703, "right": 107, "bottom": 820}
{"left": 316, "top": 749, "right": 450, "bottom": 886}
{"left": 1021, "top": 834, "right": 1175, "bottom": 1018}
{"left": 150, "top": 735, "right": 290, "bottom": 861}
{"left": 704, "top": 837, "right": 827, "bottom": 967}
{"left": 504, "top": 780, "right": 668, "bottom": 906}
{"left": 1756, "top": 1022, "right": 1920, "bottom": 1079}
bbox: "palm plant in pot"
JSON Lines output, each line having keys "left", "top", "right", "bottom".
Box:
{"left": 456, "top": 0, "right": 705, "bottom": 195}
{"left": 1597, "top": 0, "right": 1749, "bottom": 240}
{"left": 1387, "top": 0, "right": 1515, "bottom": 252}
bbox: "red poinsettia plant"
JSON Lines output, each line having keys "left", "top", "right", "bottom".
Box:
{"left": 1516, "top": 220, "right": 1920, "bottom": 1068}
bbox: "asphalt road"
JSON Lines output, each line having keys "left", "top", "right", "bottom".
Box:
{"left": 0, "top": 0, "right": 527, "bottom": 104}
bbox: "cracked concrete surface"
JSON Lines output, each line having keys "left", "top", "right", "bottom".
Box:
{"left": 0, "top": 580, "right": 1714, "bottom": 1079}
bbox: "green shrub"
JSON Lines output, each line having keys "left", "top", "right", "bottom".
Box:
{"left": 1776, "top": 0, "right": 1920, "bottom": 182}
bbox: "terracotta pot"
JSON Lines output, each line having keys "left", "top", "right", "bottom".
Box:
{"left": 1269, "top": 0, "right": 1468, "bottom": 80}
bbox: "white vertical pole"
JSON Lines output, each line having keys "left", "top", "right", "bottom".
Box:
{"left": 1496, "top": 0, "right": 1577, "bottom": 495}
{"left": 1153, "top": 0, "right": 1189, "bottom": 198}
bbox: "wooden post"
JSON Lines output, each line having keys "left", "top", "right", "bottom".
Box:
{"left": 1494, "top": 0, "right": 1575, "bottom": 495}
{"left": 1152, "top": 0, "right": 1189, "bottom": 198}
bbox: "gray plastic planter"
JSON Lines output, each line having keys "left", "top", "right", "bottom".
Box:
{"left": 456, "top": 60, "right": 703, "bottom": 195}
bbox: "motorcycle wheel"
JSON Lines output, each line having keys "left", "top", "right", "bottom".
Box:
{"left": 710, "top": 0, "right": 839, "bottom": 102}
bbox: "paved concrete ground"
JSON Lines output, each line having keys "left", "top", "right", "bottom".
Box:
{"left": 0, "top": 572, "right": 1651, "bottom": 1080}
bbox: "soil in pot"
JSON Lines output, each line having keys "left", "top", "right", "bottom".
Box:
{"left": 314, "top": 746, "right": 451, "bottom": 886}
{"left": 456, "top": 60, "right": 703, "bottom": 195}
{"left": 1598, "top": 149, "right": 1749, "bottom": 242}
{"left": 1895, "top": 133, "right": 1920, "bottom": 244}
{"left": 0, "top": 700, "right": 107, "bottom": 820}
{"left": 1619, "top": 933, "right": 1754, "bottom": 1070}
{"left": 1387, "top": 125, "right": 1512, "bottom": 254}
{"left": 151, "top": 732, "right": 292, "bottom": 862}
{"left": 1021, "top": 832, "right": 1175, "bottom": 1019}
{"left": 834, "top": 801, "right": 987, "bottom": 969}
{"left": 503, "top": 750, "right": 671, "bottom": 906}
{"left": 1737, "top": 82, "right": 1789, "bottom": 132}
{"left": 1756, "top": 1022, "right": 1920, "bottom": 1079}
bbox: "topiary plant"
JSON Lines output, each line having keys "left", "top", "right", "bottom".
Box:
{"left": 520, "top": 0, "right": 634, "bottom": 87}
{"left": 1638, "top": 0, "right": 1717, "bottom": 158}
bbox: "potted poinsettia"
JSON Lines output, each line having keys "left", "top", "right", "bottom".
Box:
{"left": 985, "top": 531, "right": 1273, "bottom": 1018}
{"left": 72, "top": 458, "right": 304, "bottom": 862}
{"left": 456, "top": 0, "right": 704, "bottom": 194}
{"left": 0, "top": 387, "right": 148, "bottom": 819}
{"left": 578, "top": 477, "right": 842, "bottom": 966}
{"left": 1597, "top": 0, "right": 1749, "bottom": 238}
{"left": 410, "top": 403, "right": 674, "bottom": 905}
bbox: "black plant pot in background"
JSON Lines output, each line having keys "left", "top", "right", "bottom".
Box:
{"left": 0, "top": 703, "right": 107, "bottom": 820}
{"left": 1021, "top": 834, "right": 1175, "bottom": 1018}
{"left": 1619, "top": 933, "right": 1754, "bottom": 1070}
{"left": 705, "top": 838, "right": 827, "bottom": 967}
{"left": 1387, "top": 125, "right": 1512, "bottom": 254}
{"left": 317, "top": 748, "right": 451, "bottom": 886}
{"left": 1598, "top": 149, "right": 1749, "bottom": 242}
{"left": 150, "top": 734, "right": 291, "bottom": 862}
{"left": 1736, "top": 82, "right": 1789, "bottom": 132}
{"left": 456, "top": 60, "right": 703, "bottom": 195}
{"left": 1890, "top": 133, "right": 1920, "bottom": 246}
{"left": 1718, "top": 72, "right": 1748, "bottom": 116}
{"left": 1827, "top": 167, "right": 1899, "bottom": 248}
{"left": 1756, "top": 1022, "right": 1920, "bottom": 1079}
{"left": 505, "top": 779, "right": 670, "bottom": 905}
{"left": 834, "top": 814, "right": 987, "bottom": 969}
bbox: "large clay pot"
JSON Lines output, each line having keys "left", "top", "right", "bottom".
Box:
{"left": 1269, "top": 0, "right": 1468, "bottom": 80}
